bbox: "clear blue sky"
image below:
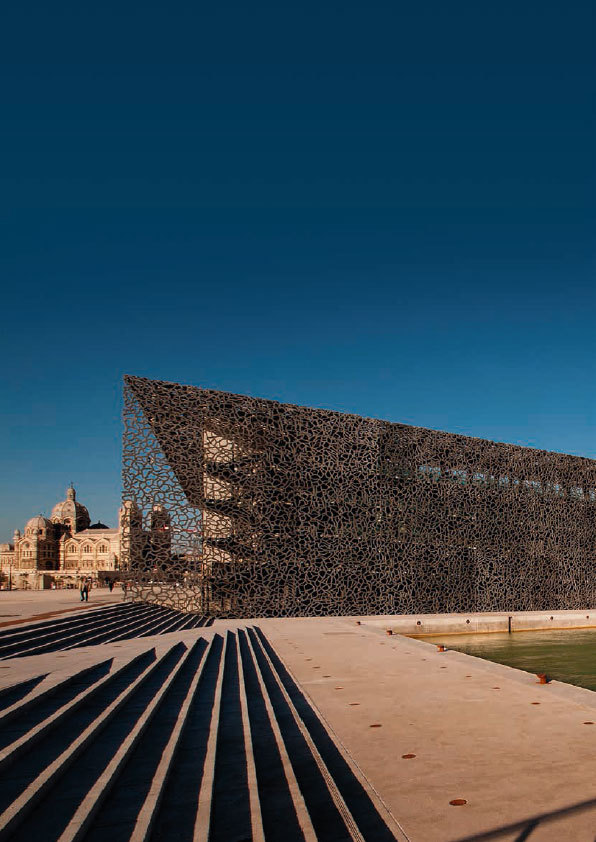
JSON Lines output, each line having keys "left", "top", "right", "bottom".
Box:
{"left": 1, "top": 0, "right": 595, "bottom": 541}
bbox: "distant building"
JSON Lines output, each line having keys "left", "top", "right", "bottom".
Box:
{"left": 0, "top": 486, "right": 170, "bottom": 590}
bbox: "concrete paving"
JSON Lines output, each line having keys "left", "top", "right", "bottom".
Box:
{"left": 0, "top": 588, "right": 120, "bottom": 626}
{"left": 0, "top": 597, "right": 595, "bottom": 840}
{"left": 257, "top": 615, "right": 596, "bottom": 841}
{"left": 0, "top": 622, "right": 402, "bottom": 841}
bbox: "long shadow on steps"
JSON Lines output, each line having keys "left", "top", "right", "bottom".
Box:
{"left": 83, "top": 638, "right": 209, "bottom": 842}
{"left": 8, "top": 645, "right": 186, "bottom": 842}
{"left": 0, "top": 606, "right": 168, "bottom": 660}
{"left": 0, "top": 607, "right": 214, "bottom": 661}
{"left": 208, "top": 631, "right": 252, "bottom": 842}
{"left": 0, "top": 649, "right": 157, "bottom": 820}
{"left": 0, "top": 605, "right": 135, "bottom": 643}
{"left": 237, "top": 629, "right": 305, "bottom": 842}
{"left": 0, "top": 660, "right": 113, "bottom": 750}
{"left": 0, "top": 674, "right": 48, "bottom": 713}
{"left": 150, "top": 633, "right": 224, "bottom": 841}
{"left": 0, "top": 605, "right": 141, "bottom": 650}
{"left": 0, "top": 608, "right": 160, "bottom": 660}
{"left": 251, "top": 627, "right": 397, "bottom": 842}
{"left": 247, "top": 628, "right": 352, "bottom": 842}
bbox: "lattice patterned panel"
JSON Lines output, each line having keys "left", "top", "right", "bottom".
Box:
{"left": 122, "top": 376, "right": 596, "bottom": 617}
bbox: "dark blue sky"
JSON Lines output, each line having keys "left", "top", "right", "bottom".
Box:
{"left": 1, "top": 0, "right": 594, "bottom": 539}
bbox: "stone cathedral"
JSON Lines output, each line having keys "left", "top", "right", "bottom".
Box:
{"left": 0, "top": 485, "right": 171, "bottom": 590}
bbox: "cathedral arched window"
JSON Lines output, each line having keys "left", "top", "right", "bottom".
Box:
{"left": 68, "top": 544, "right": 77, "bottom": 554}
{"left": 83, "top": 545, "right": 92, "bottom": 554}
{"left": 98, "top": 544, "right": 107, "bottom": 553}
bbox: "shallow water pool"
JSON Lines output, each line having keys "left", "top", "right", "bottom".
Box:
{"left": 422, "top": 627, "right": 596, "bottom": 692}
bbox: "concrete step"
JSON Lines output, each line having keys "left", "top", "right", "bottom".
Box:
{"left": 0, "top": 627, "right": 399, "bottom": 841}
{"left": 62, "top": 606, "right": 174, "bottom": 651}
{"left": 0, "top": 604, "right": 139, "bottom": 643}
{"left": 0, "top": 606, "right": 212, "bottom": 660}
{"left": 0, "top": 675, "right": 49, "bottom": 713}
{"left": 0, "top": 605, "right": 161, "bottom": 659}
{"left": 48, "top": 642, "right": 200, "bottom": 842}
{"left": 0, "top": 647, "right": 160, "bottom": 839}
{"left": 206, "top": 630, "right": 255, "bottom": 842}
{"left": 244, "top": 627, "right": 355, "bottom": 842}
{"left": 0, "top": 605, "right": 133, "bottom": 650}
{"left": 238, "top": 628, "right": 317, "bottom": 842}
{"left": 133, "top": 609, "right": 193, "bottom": 638}
{"left": 148, "top": 633, "right": 226, "bottom": 840}
{"left": 0, "top": 659, "right": 114, "bottom": 753}
{"left": 84, "top": 636, "right": 216, "bottom": 842}
{"left": 249, "top": 627, "right": 398, "bottom": 842}
{"left": 0, "top": 605, "right": 158, "bottom": 655}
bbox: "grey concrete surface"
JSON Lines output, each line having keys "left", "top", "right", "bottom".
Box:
{"left": 257, "top": 615, "right": 596, "bottom": 841}
{"left": 0, "top": 588, "right": 120, "bottom": 625}
{"left": 1, "top": 593, "right": 595, "bottom": 841}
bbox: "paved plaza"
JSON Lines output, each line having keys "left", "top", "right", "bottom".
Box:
{"left": 0, "top": 587, "right": 120, "bottom": 624}
{"left": 0, "top": 593, "right": 595, "bottom": 840}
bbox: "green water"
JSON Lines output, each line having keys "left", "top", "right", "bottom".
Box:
{"left": 423, "top": 628, "right": 596, "bottom": 692}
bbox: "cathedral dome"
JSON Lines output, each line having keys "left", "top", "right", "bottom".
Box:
{"left": 25, "top": 515, "right": 53, "bottom": 536}
{"left": 50, "top": 485, "right": 91, "bottom": 533}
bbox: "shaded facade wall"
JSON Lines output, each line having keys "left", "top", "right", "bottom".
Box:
{"left": 122, "top": 376, "right": 596, "bottom": 616}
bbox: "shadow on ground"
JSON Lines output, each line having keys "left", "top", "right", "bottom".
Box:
{"left": 452, "top": 794, "right": 596, "bottom": 841}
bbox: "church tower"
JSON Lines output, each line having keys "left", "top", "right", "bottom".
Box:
{"left": 119, "top": 500, "right": 145, "bottom": 572}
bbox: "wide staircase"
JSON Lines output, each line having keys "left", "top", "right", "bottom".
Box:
{"left": 0, "top": 603, "right": 212, "bottom": 660}
{"left": 0, "top": 627, "right": 399, "bottom": 841}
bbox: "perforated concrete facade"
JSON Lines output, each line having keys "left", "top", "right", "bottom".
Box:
{"left": 123, "top": 376, "right": 596, "bottom": 617}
